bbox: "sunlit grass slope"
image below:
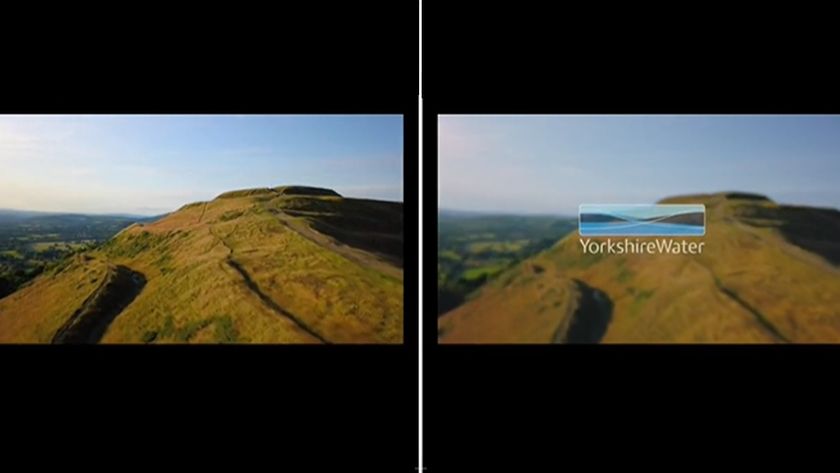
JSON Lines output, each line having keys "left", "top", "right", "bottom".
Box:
{"left": 0, "top": 254, "right": 109, "bottom": 342}
{"left": 440, "top": 193, "right": 840, "bottom": 343}
{"left": 0, "top": 186, "right": 403, "bottom": 344}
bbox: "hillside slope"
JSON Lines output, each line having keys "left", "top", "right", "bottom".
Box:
{"left": 439, "top": 193, "right": 840, "bottom": 343}
{"left": 0, "top": 186, "right": 403, "bottom": 344}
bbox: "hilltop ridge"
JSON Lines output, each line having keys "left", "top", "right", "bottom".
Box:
{"left": 216, "top": 185, "right": 342, "bottom": 200}
{"left": 658, "top": 191, "right": 773, "bottom": 204}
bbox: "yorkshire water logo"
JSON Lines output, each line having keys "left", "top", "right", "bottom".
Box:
{"left": 579, "top": 204, "right": 705, "bottom": 237}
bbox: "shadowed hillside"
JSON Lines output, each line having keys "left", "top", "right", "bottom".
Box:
{"left": 440, "top": 192, "right": 840, "bottom": 343}
{"left": 0, "top": 186, "right": 403, "bottom": 344}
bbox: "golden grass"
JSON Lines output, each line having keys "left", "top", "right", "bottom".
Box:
{"left": 438, "top": 261, "right": 579, "bottom": 343}
{"left": 0, "top": 255, "right": 108, "bottom": 342}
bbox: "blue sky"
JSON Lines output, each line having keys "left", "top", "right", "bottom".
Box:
{"left": 439, "top": 115, "right": 840, "bottom": 215}
{"left": 0, "top": 115, "right": 402, "bottom": 215}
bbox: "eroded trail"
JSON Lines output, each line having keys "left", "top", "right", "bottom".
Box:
{"left": 693, "top": 259, "right": 790, "bottom": 343}
{"left": 553, "top": 279, "right": 613, "bottom": 343}
{"left": 197, "top": 202, "right": 208, "bottom": 223}
{"left": 211, "top": 226, "right": 329, "bottom": 343}
{"left": 52, "top": 265, "right": 146, "bottom": 344}
{"left": 225, "top": 258, "right": 329, "bottom": 343}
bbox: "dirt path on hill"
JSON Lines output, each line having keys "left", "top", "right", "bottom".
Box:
{"left": 553, "top": 279, "right": 613, "bottom": 343}
{"left": 210, "top": 226, "right": 329, "bottom": 343}
{"left": 692, "top": 258, "right": 789, "bottom": 343}
{"left": 52, "top": 265, "right": 146, "bottom": 344}
{"left": 197, "top": 202, "right": 208, "bottom": 223}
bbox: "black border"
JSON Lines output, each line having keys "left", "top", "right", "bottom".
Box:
{"left": 423, "top": 92, "right": 840, "bottom": 473}
{"left": 2, "top": 5, "right": 420, "bottom": 470}
{"left": 2, "top": 113, "right": 417, "bottom": 473}
{"left": 424, "top": 109, "right": 840, "bottom": 470}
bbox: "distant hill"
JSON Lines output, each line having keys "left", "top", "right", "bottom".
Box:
{"left": 439, "top": 192, "right": 840, "bottom": 343}
{"left": 440, "top": 208, "right": 575, "bottom": 219}
{"left": 0, "top": 185, "right": 403, "bottom": 344}
{"left": 0, "top": 208, "right": 161, "bottom": 223}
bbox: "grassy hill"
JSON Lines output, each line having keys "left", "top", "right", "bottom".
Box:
{"left": 0, "top": 186, "right": 403, "bottom": 344}
{"left": 439, "top": 192, "right": 840, "bottom": 343}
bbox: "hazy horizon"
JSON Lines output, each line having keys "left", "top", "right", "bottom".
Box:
{"left": 439, "top": 115, "right": 840, "bottom": 215}
{"left": 439, "top": 207, "right": 575, "bottom": 217}
{"left": 1, "top": 115, "right": 403, "bottom": 216}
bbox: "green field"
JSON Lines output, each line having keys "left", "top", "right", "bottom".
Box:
{"left": 0, "top": 250, "right": 23, "bottom": 260}
{"left": 31, "top": 241, "right": 94, "bottom": 253}
{"left": 462, "top": 263, "right": 509, "bottom": 282}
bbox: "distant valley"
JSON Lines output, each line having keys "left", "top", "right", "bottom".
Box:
{"left": 0, "top": 210, "right": 159, "bottom": 299}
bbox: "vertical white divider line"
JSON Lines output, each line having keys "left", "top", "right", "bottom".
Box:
{"left": 417, "top": 0, "right": 424, "bottom": 470}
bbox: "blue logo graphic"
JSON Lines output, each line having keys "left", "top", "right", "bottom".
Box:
{"left": 579, "top": 204, "right": 705, "bottom": 236}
